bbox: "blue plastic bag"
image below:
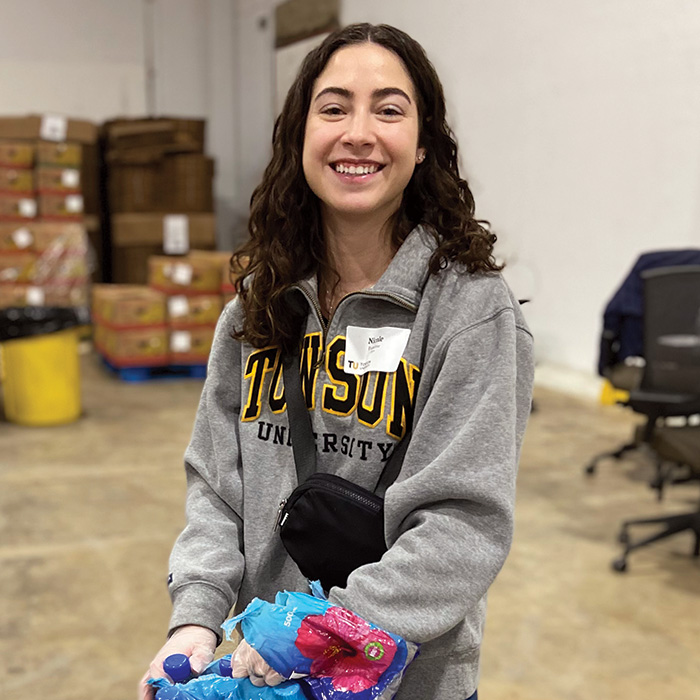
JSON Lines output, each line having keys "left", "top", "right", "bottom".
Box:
{"left": 221, "top": 590, "right": 419, "bottom": 700}
{"left": 149, "top": 675, "right": 306, "bottom": 700}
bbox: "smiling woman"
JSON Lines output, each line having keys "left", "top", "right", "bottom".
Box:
{"left": 141, "top": 23, "right": 534, "bottom": 700}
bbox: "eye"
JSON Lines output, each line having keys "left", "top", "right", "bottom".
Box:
{"left": 378, "top": 105, "right": 403, "bottom": 118}
{"left": 320, "top": 105, "right": 345, "bottom": 117}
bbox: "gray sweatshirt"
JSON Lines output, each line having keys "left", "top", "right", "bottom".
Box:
{"left": 167, "top": 226, "right": 534, "bottom": 699}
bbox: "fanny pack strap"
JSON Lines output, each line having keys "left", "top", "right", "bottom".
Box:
{"left": 283, "top": 351, "right": 411, "bottom": 497}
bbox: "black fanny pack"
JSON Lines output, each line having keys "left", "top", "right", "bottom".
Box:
{"left": 277, "top": 354, "right": 410, "bottom": 591}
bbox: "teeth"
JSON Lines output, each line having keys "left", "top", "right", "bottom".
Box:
{"left": 334, "top": 164, "right": 379, "bottom": 175}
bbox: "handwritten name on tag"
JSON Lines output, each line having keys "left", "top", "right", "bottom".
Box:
{"left": 344, "top": 325, "right": 410, "bottom": 375}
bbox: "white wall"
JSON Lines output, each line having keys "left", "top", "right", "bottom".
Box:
{"left": 342, "top": 0, "right": 700, "bottom": 375}
{"left": 0, "top": 0, "right": 147, "bottom": 119}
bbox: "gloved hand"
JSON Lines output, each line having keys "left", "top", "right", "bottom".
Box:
{"left": 231, "top": 639, "right": 286, "bottom": 687}
{"left": 138, "top": 625, "right": 218, "bottom": 700}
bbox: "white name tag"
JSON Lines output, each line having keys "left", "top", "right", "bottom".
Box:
{"left": 344, "top": 325, "right": 410, "bottom": 375}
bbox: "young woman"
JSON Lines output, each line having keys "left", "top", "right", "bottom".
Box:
{"left": 141, "top": 23, "right": 534, "bottom": 700}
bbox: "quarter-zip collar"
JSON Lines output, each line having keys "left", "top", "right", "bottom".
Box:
{"left": 291, "top": 225, "right": 436, "bottom": 317}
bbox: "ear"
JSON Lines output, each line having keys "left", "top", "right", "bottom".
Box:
{"left": 415, "top": 147, "right": 426, "bottom": 164}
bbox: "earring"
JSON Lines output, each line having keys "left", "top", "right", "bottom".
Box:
{"left": 416, "top": 153, "right": 425, "bottom": 163}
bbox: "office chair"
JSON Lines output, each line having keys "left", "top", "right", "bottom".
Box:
{"left": 585, "top": 249, "right": 700, "bottom": 475}
{"left": 612, "top": 426, "right": 700, "bottom": 572}
{"left": 610, "top": 266, "right": 700, "bottom": 571}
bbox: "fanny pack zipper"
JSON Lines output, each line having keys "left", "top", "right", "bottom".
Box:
{"left": 275, "top": 474, "right": 382, "bottom": 531}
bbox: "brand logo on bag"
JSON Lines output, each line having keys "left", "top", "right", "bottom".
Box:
{"left": 283, "top": 606, "right": 298, "bottom": 627}
{"left": 364, "top": 641, "right": 385, "bottom": 661}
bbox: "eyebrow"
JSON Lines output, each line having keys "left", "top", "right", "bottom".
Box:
{"left": 313, "top": 86, "right": 412, "bottom": 104}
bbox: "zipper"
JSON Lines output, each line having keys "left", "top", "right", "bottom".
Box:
{"left": 274, "top": 498, "right": 288, "bottom": 531}
{"left": 294, "top": 284, "right": 418, "bottom": 363}
{"left": 294, "top": 474, "right": 382, "bottom": 511}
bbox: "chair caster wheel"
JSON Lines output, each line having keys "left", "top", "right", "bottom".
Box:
{"left": 584, "top": 463, "right": 596, "bottom": 476}
{"left": 611, "top": 558, "right": 628, "bottom": 573}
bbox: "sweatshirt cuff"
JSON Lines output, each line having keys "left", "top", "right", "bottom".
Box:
{"left": 168, "top": 582, "right": 233, "bottom": 644}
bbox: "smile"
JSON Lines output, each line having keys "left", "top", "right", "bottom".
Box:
{"left": 331, "top": 162, "right": 384, "bottom": 176}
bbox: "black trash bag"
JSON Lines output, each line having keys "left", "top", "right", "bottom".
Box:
{"left": 0, "top": 306, "right": 89, "bottom": 342}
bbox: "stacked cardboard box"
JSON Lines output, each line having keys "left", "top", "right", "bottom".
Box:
{"left": 91, "top": 250, "right": 244, "bottom": 371}
{"left": 103, "top": 118, "right": 216, "bottom": 284}
{"left": 148, "top": 251, "right": 228, "bottom": 365}
{"left": 0, "top": 115, "right": 98, "bottom": 307}
{"left": 91, "top": 285, "right": 169, "bottom": 367}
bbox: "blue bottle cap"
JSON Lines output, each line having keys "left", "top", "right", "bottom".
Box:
{"left": 163, "top": 653, "right": 191, "bottom": 683}
{"left": 218, "top": 656, "right": 232, "bottom": 677}
{"left": 155, "top": 686, "right": 189, "bottom": 700}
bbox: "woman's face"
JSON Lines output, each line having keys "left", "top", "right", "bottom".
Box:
{"left": 302, "top": 42, "right": 425, "bottom": 225}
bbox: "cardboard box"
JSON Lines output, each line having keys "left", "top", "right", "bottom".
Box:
{"left": 0, "top": 283, "right": 34, "bottom": 307}
{"left": 0, "top": 194, "right": 37, "bottom": 220}
{"left": 0, "top": 115, "right": 97, "bottom": 144}
{"left": 38, "top": 193, "right": 84, "bottom": 219}
{"left": 0, "top": 223, "right": 36, "bottom": 251}
{"left": 167, "top": 293, "right": 222, "bottom": 328}
{"left": 36, "top": 142, "right": 82, "bottom": 167}
{"left": 188, "top": 250, "right": 246, "bottom": 293}
{"left": 169, "top": 326, "right": 215, "bottom": 364}
{"left": 0, "top": 251, "right": 37, "bottom": 283}
{"left": 97, "top": 326, "right": 169, "bottom": 366}
{"left": 0, "top": 166, "right": 34, "bottom": 193}
{"left": 36, "top": 165, "right": 81, "bottom": 193}
{"left": 32, "top": 221, "right": 87, "bottom": 252}
{"left": 43, "top": 281, "right": 89, "bottom": 307}
{"left": 104, "top": 118, "right": 205, "bottom": 164}
{"left": 0, "top": 141, "right": 34, "bottom": 168}
{"left": 92, "top": 284, "right": 166, "bottom": 328}
{"left": 160, "top": 154, "right": 214, "bottom": 212}
{"left": 108, "top": 164, "right": 160, "bottom": 212}
{"left": 148, "top": 255, "right": 222, "bottom": 295}
{"left": 111, "top": 213, "right": 216, "bottom": 248}
{"left": 34, "top": 254, "right": 89, "bottom": 284}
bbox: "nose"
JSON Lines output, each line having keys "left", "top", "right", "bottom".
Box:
{"left": 342, "top": 108, "right": 375, "bottom": 149}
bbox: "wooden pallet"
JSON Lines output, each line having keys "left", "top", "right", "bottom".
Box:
{"left": 101, "top": 357, "right": 207, "bottom": 382}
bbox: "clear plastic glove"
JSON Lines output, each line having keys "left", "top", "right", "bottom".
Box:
{"left": 138, "top": 625, "right": 218, "bottom": 700}
{"left": 231, "top": 639, "right": 286, "bottom": 687}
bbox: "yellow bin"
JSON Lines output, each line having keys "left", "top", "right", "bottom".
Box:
{"left": 1, "top": 327, "right": 81, "bottom": 426}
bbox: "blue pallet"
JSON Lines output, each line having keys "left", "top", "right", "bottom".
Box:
{"left": 101, "top": 358, "right": 207, "bottom": 383}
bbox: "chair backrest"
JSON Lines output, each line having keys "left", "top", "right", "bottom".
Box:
{"left": 641, "top": 265, "right": 700, "bottom": 393}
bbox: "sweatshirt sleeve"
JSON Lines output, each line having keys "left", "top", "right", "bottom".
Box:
{"left": 327, "top": 308, "right": 534, "bottom": 644}
{"left": 167, "top": 301, "right": 246, "bottom": 640}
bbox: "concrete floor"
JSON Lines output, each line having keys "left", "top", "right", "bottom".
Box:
{"left": 1, "top": 351, "right": 699, "bottom": 700}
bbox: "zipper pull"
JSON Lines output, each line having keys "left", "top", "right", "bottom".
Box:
{"left": 274, "top": 499, "right": 288, "bottom": 531}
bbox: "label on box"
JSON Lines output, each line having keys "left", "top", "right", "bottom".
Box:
{"left": 171, "top": 263, "right": 193, "bottom": 286}
{"left": 65, "top": 194, "right": 84, "bottom": 213}
{"left": 26, "top": 286, "right": 45, "bottom": 305}
{"left": 168, "top": 295, "right": 190, "bottom": 318}
{"left": 163, "top": 215, "right": 190, "bottom": 254}
{"left": 171, "top": 331, "right": 192, "bottom": 353}
{"left": 11, "top": 227, "right": 33, "bottom": 249}
{"left": 61, "top": 169, "right": 80, "bottom": 188}
{"left": 40, "top": 114, "right": 68, "bottom": 142}
{"left": 19, "top": 199, "right": 37, "bottom": 218}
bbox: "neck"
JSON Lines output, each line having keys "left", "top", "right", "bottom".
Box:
{"left": 321, "top": 210, "right": 397, "bottom": 288}
{"left": 318, "top": 209, "right": 399, "bottom": 317}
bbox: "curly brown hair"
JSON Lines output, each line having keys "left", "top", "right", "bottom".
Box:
{"left": 233, "top": 23, "right": 501, "bottom": 353}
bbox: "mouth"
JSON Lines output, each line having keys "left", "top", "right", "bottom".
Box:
{"left": 329, "top": 161, "right": 385, "bottom": 179}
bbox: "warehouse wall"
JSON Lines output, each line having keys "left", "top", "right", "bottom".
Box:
{"left": 341, "top": 0, "right": 700, "bottom": 376}
{"left": 0, "top": 0, "right": 147, "bottom": 118}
